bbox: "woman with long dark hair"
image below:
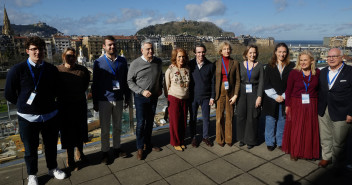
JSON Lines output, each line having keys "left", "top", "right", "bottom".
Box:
{"left": 262, "top": 43, "right": 295, "bottom": 151}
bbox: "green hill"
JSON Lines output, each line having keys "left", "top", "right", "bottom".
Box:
{"left": 0, "top": 22, "right": 61, "bottom": 37}
{"left": 136, "top": 20, "right": 234, "bottom": 37}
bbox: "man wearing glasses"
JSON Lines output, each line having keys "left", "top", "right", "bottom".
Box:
{"left": 317, "top": 48, "right": 352, "bottom": 169}
{"left": 5, "top": 36, "right": 66, "bottom": 185}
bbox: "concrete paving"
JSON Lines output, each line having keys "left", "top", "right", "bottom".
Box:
{"left": 1, "top": 118, "right": 352, "bottom": 185}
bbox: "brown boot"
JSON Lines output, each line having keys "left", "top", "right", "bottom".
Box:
{"left": 137, "top": 149, "right": 143, "bottom": 160}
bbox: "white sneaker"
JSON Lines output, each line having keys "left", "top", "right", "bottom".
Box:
{"left": 48, "top": 168, "right": 66, "bottom": 180}
{"left": 28, "top": 175, "right": 38, "bottom": 185}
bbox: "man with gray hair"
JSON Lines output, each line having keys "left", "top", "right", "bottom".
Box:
{"left": 127, "top": 39, "right": 163, "bottom": 160}
{"left": 318, "top": 48, "right": 352, "bottom": 169}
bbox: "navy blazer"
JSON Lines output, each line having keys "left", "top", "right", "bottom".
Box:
{"left": 318, "top": 64, "right": 352, "bottom": 121}
{"left": 189, "top": 58, "right": 216, "bottom": 100}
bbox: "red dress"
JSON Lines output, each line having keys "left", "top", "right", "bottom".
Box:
{"left": 282, "top": 69, "right": 320, "bottom": 159}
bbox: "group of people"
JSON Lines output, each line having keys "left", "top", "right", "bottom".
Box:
{"left": 164, "top": 41, "right": 352, "bottom": 172}
{"left": 4, "top": 36, "right": 352, "bottom": 185}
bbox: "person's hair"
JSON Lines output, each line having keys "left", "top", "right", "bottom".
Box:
{"left": 330, "top": 47, "right": 343, "bottom": 56}
{"left": 103, "top": 35, "right": 115, "bottom": 45}
{"left": 218, "top": 41, "right": 232, "bottom": 56}
{"left": 62, "top": 47, "right": 76, "bottom": 63}
{"left": 171, "top": 48, "right": 189, "bottom": 68}
{"left": 141, "top": 39, "right": 153, "bottom": 49}
{"left": 242, "top": 45, "right": 259, "bottom": 61}
{"left": 294, "top": 50, "right": 316, "bottom": 75}
{"left": 193, "top": 42, "right": 207, "bottom": 53}
{"left": 25, "top": 36, "right": 45, "bottom": 50}
{"left": 269, "top": 43, "right": 290, "bottom": 68}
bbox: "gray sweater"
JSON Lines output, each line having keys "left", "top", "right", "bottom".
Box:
{"left": 127, "top": 56, "right": 163, "bottom": 95}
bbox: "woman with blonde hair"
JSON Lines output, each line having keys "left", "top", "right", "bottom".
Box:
{"left": 57, "top": 47, "right": 90, "bottom": 170}
{"left": 282, "top": 50, "right": 320, "bottom": 160}
{"left": 164, "top": 48, "right": 190, "bottom": 151}
{"left": 214, "top": 42, "right": 240, "bottom": 147}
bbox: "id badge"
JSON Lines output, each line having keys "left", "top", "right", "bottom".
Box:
{"left": 246, "top": 84, "right": 253, "bottom": 93}
{"left": 224, "top": 81, "right": 229, "bottom": 90}
{"left": 112, "top": 80, "right": 120, "bottom": 90}
{"left": 302, "top": 94, "right": 310, "bottom": 104}
{"left": 26, "top": 92, "right": 37, "bottom": 105}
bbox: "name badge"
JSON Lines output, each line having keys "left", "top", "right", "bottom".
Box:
{"left": 112, "top": 80, "right": 120, "bottom": 90}
{"left": 246, "top": 84, "right": 252, "bottom": 93}
{"left": 224, "top": 81, "right": 229, "bottom": 90}
{"left": 302, "top": 94, "right": 310, "bottom": 104}
{"left": 26, "top": 92, "right": 37, "bottom": 105}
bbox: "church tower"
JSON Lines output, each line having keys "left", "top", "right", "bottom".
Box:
{"left": 2, "top": 6, "right": 14, "bottom": 36}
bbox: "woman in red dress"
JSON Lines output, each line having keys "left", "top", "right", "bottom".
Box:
{"left": 282, "top": 50, "right": 320, "bottom": 160}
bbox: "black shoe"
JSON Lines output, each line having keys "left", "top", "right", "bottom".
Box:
{"left": 114, "top": 148, "right": 127, "bottom": 158}
{"left": 247, "top": 145, "right": 254, "bottom": 149}
{"left": 239, "top": 141, "right": 245, "bottom": 147}
{"left": 101, "top": 152, "right": 110, "bottom": 165}
{"left": 267, "top": 146, "right": 275, "bottom": 151}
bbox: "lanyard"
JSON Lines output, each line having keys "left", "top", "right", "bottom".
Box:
{"left": 27, "top": 59, "right": 44, "bottom": 92}
{"left": 222, "top": 57, "right": 228, "bottom": 78}
{"left": 104, "top": 55, "right": 119, "bottom": 76}
{"left": 302, "top": 71, "right": 311, "bottom": 92}
{"left": 327, "top": 62, "right": 344, "bottom": 86}
{"left": 246, "top": 61, "right": 254, "bottom": 82}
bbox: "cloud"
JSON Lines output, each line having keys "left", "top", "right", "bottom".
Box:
{"left": 134, "top": 16, "right": 176, "bottom": 30}
{"left": 273, "top": 0, "right": 288, "bottom": 12}
{"left": 13, "top": 0, "right": 41, "bottom": 7}
{"left": 341, "top": 5, "right": 352, "bottom": 11}
{"left": 335, "top": 23, "right": 352, "bottom": 32}
{"left": 105, "top": 8, "right": 142, "bottom": 24}
{"left": 2, "top": 9, "right": 38, "bottom": 25}
{"left": 250, "top": 24, "right": 301, "bottom": 36}
{"left": 185, "top": 0, "right": 226, "bottom": 19}
{"left": 133, "top": 11, "right": 178, "bottom": 30}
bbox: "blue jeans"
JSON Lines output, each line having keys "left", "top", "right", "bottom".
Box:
{"left": 18, "top": 116, "right": 59, "bottom": 175}
{"left": 189, "top": 98, "right": 211, "bottom": 139}
{"left": 134, "top": 94, "right": 158, "bottom": 150}
{"left": 265, "top": 104, "right": 286, "bottom": 147}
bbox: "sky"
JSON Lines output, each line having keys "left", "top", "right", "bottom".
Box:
{"left": 1, "top": 0, "right": 352, "bottom": 40}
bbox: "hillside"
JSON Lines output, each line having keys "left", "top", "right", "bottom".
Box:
{"left": 0, "top": 22, "right": 61, "bottom": 37}
{"left": 136, "top": 20, "right": 234, "bottom": 37}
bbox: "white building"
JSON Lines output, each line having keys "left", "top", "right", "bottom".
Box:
{"left": 347, "top": 37, "right": 352, "bottom": 48}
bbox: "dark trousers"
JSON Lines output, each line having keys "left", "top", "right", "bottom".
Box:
{"left": 134, "top": 94, "right": 158, "bottom": 150}
{"left": 189, "top": 98, "right": 211, "bottom": 139}
{"left": 236, "top": 84, "right": 259, "bottom": 145}
{"left": 18, "top": 116, "right": 59, "bottom": 175}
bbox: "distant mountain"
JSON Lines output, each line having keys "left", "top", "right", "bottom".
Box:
{"left": 0, "top": 22, "right": 61, "bottom": 37}
{"left": 136, "top": 20, "right": 235, "bottom": 37}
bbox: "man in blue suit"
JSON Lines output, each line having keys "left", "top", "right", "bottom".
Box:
{"left": 318, "top": 48, "right": 352, "bottom": 168}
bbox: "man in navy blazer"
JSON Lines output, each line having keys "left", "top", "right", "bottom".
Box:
{"left": 318, "top": 48, "right": 352, "bottom": 168}
{"left": 92, "top": 36, "right": 130, "bottom": 164}
{"left": 188, "top": 43, "right": 215, "bottom": 147}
